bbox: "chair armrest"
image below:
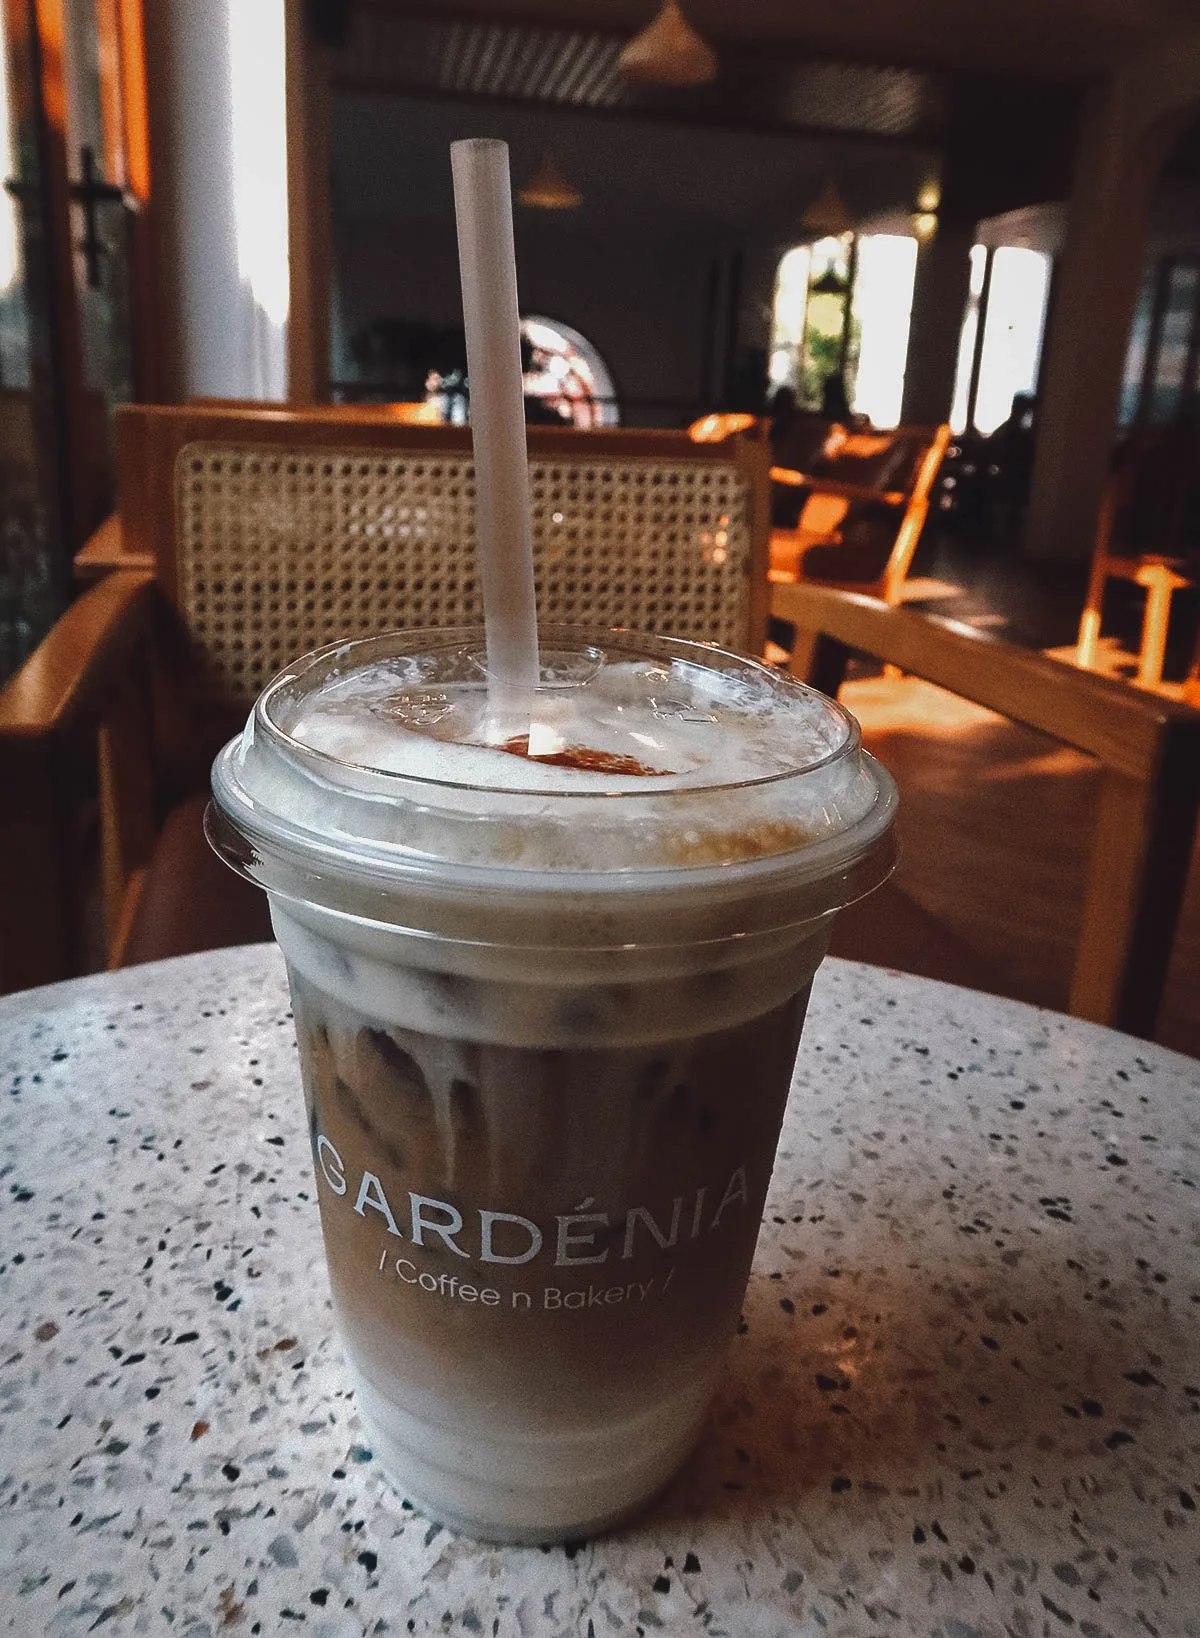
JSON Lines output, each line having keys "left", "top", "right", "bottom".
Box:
{"left": 0, "top": 571, "right": 156, "bottom": 741}
{"left": 771, "top": 580, "right": 1196, "bottom": 780}
{"left": 773, "top": 579, "right": 1200, "bottom": 1038}
{"left": 807, "top": 478, "right": 907, "bottom": 506}
{"left": 770, "top": 467, "right": 905, "bottom": 506}
{"left": 74, "top": 515, "right": 155, "bottom": 584}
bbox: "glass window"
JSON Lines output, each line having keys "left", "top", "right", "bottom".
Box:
{"left": 519, "top": 316, "right": 618, "bottom": 429}
{"left": 768, "top": 246, "right": 812, "bottom": 392}
{"left": 228, "top": 0, "right": 289, "bottom": 331}
{"left": 797, "top": 235, "right": 851, "bottom": 408}
{"left": 849, "top": 235, "right": 918, "bottom": 429}
{"left": 1118, "top": 269, "right": 1157, "bottom": 426}
{"left": 769, "top": 234, "right": 917, "bottom": 424}
{"left": 949, "top": 245, "right": 1052, "bottom": 435}
{"left": 0, "top": 20, "right": 30, "bottom": 387}
{"left": 972, "top": 246, "right": 1051, "bottom": 435}
{"left": 1146, "top": 262, "right": 1199, "bottom": 425}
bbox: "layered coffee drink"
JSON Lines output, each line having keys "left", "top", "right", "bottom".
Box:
{"left": 209, "top": 627, "right": 896, "bottom": 1541}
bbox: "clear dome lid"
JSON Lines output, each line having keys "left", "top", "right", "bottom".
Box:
{"left": 209, "top": 626, "right": 897, "bottom": 943}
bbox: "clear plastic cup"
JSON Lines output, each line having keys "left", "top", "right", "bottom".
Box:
{"left": 208, "top": 626, "right": 896, "bottom": 1543}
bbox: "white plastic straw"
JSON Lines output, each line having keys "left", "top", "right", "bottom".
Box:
{"left": 451, "top": 138, "right": 540, "bottom": 742}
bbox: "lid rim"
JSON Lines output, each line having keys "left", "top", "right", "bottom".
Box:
{"left": 210, "top": 744, "right": 898, "bottom": 901}
{"left": 210, "top": 625, "right": 898, "bottom": 914}
{"left": 254, "top": 623, "right": 863, "bottom": 799}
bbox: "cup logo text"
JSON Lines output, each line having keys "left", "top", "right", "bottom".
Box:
{"left": 314, "top": 1132, "right": 749, "bottom": 1269}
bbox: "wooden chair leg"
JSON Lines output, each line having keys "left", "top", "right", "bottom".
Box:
{"left": 786, "top": 629, "right": 852, "bottom": 699}
{"left": 880, "top": 501, "right": 927, "bottom": 608}
{"left": 1076, "top": 477, "right": 1117, "bottom": 670}
{"left": 97, "top": 663, "right": 158, "bottom": 967}
{"left": 1135, "top": 567, "right": 1175, "bottom": 689}
{"left": 1076, "top": 604, "right": 1103, "bottom": 670}
{"left": 1071, "top": 744, "right": 1200, "bottom": 1037}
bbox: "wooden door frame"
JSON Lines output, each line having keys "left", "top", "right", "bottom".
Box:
{"left": 11, "top": 0, "right": 88, "bottom": 561}
{"left": 7, "top": 0, "right": 162, "bottom": 554}
{"left": 95, "top": 0, "right": 162, "bottom": 403}
{"left": 285, "top": 0, "right": 332, "bottom": 403}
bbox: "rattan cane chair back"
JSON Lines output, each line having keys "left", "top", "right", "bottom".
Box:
{"left": 114, "top": 406, "right": 770, "bottom": 706}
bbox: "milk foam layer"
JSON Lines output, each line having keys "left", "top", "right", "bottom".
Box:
{"left": 210, "top": 627, "right": 897, "bottom": 919}
{"left": 288, "top": 649, "right": 844, "bottom": 794}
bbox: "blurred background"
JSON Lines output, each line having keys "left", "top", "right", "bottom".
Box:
{"left": 3, "top": 0, "right": 1199, "bottom": 681}
{"left": 4, "top": 1, "right": 1200, "bottom": 1051}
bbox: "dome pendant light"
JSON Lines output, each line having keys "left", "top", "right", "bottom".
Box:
{"left": 518, "top": 153, "right": 582, "bottom": 211}
{"left": 802, "top": 180, "right": 853, "bottom": 237}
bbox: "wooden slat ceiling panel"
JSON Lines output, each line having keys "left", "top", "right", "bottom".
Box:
{"left": 338, "top": 7, "right": 948, "bottom": 143}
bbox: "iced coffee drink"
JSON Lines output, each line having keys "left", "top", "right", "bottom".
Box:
{"left": 208, "top": 626, "right": 896, "bottom": 1542}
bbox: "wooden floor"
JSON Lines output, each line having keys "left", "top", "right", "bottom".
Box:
{"left": 825, "top": 667, "right": 1200, "bottom": 1062}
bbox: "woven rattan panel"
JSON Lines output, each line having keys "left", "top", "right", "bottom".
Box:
{"left": 176, "top": 443, "right": 753, "bottom": 704}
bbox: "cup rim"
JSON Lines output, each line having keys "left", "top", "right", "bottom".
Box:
{"left": 253, "top": 623, "right": 863, "bottom": 801}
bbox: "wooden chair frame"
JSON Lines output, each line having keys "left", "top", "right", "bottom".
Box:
{"left": 0, "top": 570, "right": 157, "bottom": 991}
{"left": 770, "top": 422, "right": 952, "bottom": 605}
{"left": 77, "top": 404, "right": 770, "bottom": 638}
{"left": 1076, "top": 465, "right": 1195, "bottom": 690}
{"left": 774, "top": 579, "right": 1200, "bottom": 1039}
{"left": 0, "top": 405, "right": 771, "bottom": 993}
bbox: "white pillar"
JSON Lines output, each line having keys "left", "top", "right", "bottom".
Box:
{"left": 146, "top": 0, "right": 289, "bottom": 401}
{"left": 1024, "top": 31, "right": 1200, "bottom": 559}
{"left": 1023, "top": 83, "right": 1157, "bottom": 558}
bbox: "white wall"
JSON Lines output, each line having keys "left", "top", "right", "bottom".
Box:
{"left": 335, "top": 211, "right": 714, "bottom": 423}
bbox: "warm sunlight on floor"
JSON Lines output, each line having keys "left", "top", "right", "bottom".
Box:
{"left": 834, "top": 669, "right": 1199, "bottom": 1058}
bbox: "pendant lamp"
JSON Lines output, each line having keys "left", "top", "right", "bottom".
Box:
{"left": 518, "top": 153, "right": 582, "bottom": 211}
{"left": 619, "top": 0, "right": 717, "bottom": 88}
{"left": 802, "top": 180, "right": 853, "bottom": 237}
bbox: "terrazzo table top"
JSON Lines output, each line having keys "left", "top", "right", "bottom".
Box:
{"left": 1, "top": 945, "right": 1198, "bottom": 1638}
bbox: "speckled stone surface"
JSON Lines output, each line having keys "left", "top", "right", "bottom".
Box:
{"left": 1, "top": 945, "right": 1198, "bottom": 1637}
